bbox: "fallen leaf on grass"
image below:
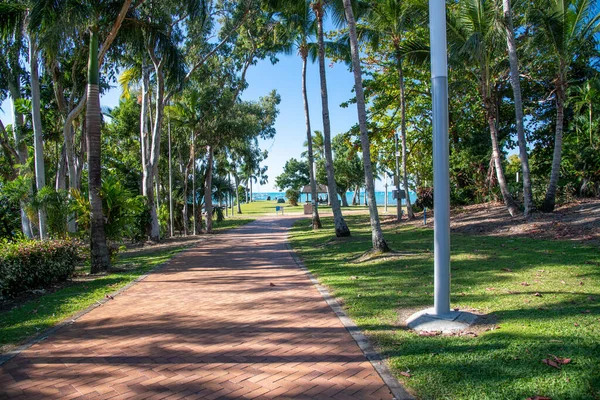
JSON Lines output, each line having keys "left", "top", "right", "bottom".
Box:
{"left": 574, "top": 322, "right": 580, "bottom": 327}
{"left": 486, "top": 287, "right": 496, "bottom": 291}
{"left": 105, "top": 295, "right": 114, "bottom": 300}
{"left": 400, "top": 371, "right": 412, "bottom": 378}
{"left": 501, "top": 268, "right": 513, "bottom": 272}
{"left": 542, "top": 358, "right": 560, "bottom": 369}
{"left": 521, "top": 282, "right": 530, "bottom": 286}
{"left": 534, "top": 292, "right": 543, "bottom": 297}
{"left": 548, "top": 354, "right": 571, "bottom": 365}
{"left": 349, "top": 276, "right": 359, "bottom": 280}
{"left": 526, "top": 396, "right": 552, "bottom": 400}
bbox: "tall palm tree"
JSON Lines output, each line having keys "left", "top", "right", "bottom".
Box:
{"left": 311, "top": 0, "right": 350, "bottom": 237}
{"left": 570, "top": 78, "right": 599, "bottom": 145}
{"left": 501, "top": 0, "right": 534, "bottom": 216}
{"left": 341, "top": 0, "right": 389, "bottom": 252}
{"left": 278, "top": 4, "right": 322, "bottom": 228}
{"left": 448, "top": 0, "right": 520, "bottom": 216}
{"left": 529, "top": 0, "right": 600, "bottom": 212}
{"left": 361, "top": 0, "right": 422, "bottom": 221}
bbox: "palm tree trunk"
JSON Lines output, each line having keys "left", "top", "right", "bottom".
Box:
{"left": 168, "top": 111, "right": 173, "bottom": 237}
{"left": 8, "top": 70, "right": 33, "bottom": 238}
{"left": 313, "top": 1, "right": 350, "bottom": 237}
{"left": 192, "top": 132, "right": 197, "bottom": 235}
{"left": 396, "top": 55, "right": 414, "bottom": 220}
{"left": 502, "top": 0, "right": 534, "bottom": 216}
{"left": 86, "top": 28, "right": 110, "bottom": 273}
{"left": 235, "top": 175, "right": 242, "bottom": 214}
{"left": 343, "top": 0, "right": 388, "bottom": 251}
{"left": 486, "top": 101, "right": 520, "bottom": 217}
{"left": 205, "top": 145, "right": 214, "bottom": 233}
{"left": 29, "top": 36, "right": 48, "bottom": 239}
{"left": 542, "top": 75, "right": 566, "bottom": 212}
{"left": 301, "top": 52, "right": 321, "bottom": 229}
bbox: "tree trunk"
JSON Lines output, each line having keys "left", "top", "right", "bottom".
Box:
{"left": 8, "top": 67, "right": 33, "bottom": 238}
{"left": 313, "top": 2, "right": 350, "bottom": 237}
{"left": 340, "top": 190, "right": 350, "bottom": 207}
{"left": 343, "top": 0, "right": 388, "bottom": 251}
{"left": 168, "top": 113, "right": 173, "bottom": 237}
{"left": 396, "top": 54, "right": 414, "bottom": 220}
{"left": 486, "top": 102, "right": 520, "bottom": 217}
{"left": 205, "top": 145, "right": 214, "bottom": 233}
{"left": 86, "top": 28, "right": 110, "bottom": 273}
{"left": 302, "top": 53, "right": 321, "bottom": 229}
{"left": 235, "top": 175, "right": 242, "bottom": 214}
{"left": 55, "top": 145, "right": 67, "bottom": 191}
{"left": 192, "top": 131, "right": 197, "bottom": 235}
{"left": 542, "top": 74, "right": 566, "bottom": 212}
{"left": 29, "top": 37, "right": 48, "bottom": 239}
{"left": 503, "top": 0, "right": 534, "bottom": 216}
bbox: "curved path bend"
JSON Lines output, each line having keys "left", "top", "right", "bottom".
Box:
{"left": 1, "top": 217, "right": 399, "bottom": 400}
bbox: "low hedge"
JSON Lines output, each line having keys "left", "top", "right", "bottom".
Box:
{"left": 0, "top": 239, "right": 82, "bottom": 298}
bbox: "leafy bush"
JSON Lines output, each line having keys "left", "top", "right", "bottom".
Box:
{"left": 0, "top": 239, "right": 82, "bottom": 298}
{"left": 212, "top": 206, "right": 225, "bottom": 222}
{"left": 415, "top": 187, "right": 434, "bottom": 210}
{"left": 285, "top": 188, "right": 300, "bottom": 206}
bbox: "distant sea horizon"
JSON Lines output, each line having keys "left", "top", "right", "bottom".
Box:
{"left": 252, "top": 191, "right": 417, "bottom": 205}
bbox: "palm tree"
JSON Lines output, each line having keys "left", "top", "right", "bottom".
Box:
{"left": 311, "top": 0, "right": 350, "bottom": 237}
{"left": 278, "top": 5, "right": 322, "bottom": 228}
{"left": 361, "top": 0, "right": 422, "bottom": 221}
{"left": 341, "top": 0, "right": 389, "bottom": 252}
{"left": 448, "top": 0, "right": 520, "bottom": 217}
{"left": 501, "top": 0, "right": 534, "bottom": 216}
{"left": 570, "top": 78, "right": 599, "bottom": 145}
{"left": 529, "top": 0, "right": 600, "bottom": 212}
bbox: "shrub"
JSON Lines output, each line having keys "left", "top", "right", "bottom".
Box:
{"left": 212, "top": 206, "right": 225, "bottom": 222}
{"left": 0, "top": 239, "right": 82, "bottom": 298}
{"left": 416, "top": 187, "right": 434, "bottom": 210}
{"left": 285, "top": 188, "right": 300, "bottom": 206}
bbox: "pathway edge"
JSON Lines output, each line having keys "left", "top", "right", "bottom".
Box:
{"left": 285, "top": 229, "right": 414, "bottom": 400}
{"left": 0, "top": 239, "right": 206, "bottom": 367}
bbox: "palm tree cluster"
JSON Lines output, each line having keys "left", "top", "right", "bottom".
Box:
{"left": 1, "top": 0, "right": 599, "bottom": 267}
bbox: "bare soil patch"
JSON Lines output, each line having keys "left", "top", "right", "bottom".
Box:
{"left": 391, "top": 199, "right": 600, "bottom": 246}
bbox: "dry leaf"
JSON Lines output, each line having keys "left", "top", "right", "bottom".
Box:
{"left": 526, "top": 396, "right": 552, "bottom": 400}
{"left": 534, "top": 292, "right": 543, "bottom": 297}
{"left": 521, "top": 282, "right": 530, "bottom": 286}
{"left": 269, "top": 282, "right": 275, "bottom": 287}
{"left": 542, "top": 358, "right": 560, "bottom": 369}
{"left": 105, "top": 295, "right": 114, "bottom": 300}
{"left": 574, "top": 322, "right": 580, "bottom": 327}
{"left": 418, "top": 331, "right": 441, "bottom": 337}
{"left": 400, "top": 371, "right": 412, "bottom": 378}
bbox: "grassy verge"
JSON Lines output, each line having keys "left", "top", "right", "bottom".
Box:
{"left": 290, "top": 215, "right": 600, "bottom": 400}
{"left": 0, "top": 218, "right": 253, "bottom": 353}
{"left": 212, "top": 218, "right": 255, "bottom": 231}
{"left": 237, "top": 199, "right": 406, "bottom": 216}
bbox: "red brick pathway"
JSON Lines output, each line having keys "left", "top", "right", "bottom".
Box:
{"left": 0, "top": 218, "right": 394, "bottom": 399}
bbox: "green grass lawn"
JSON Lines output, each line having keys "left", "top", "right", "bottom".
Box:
{"left": 290, "top": 215, "right": 600, "bottom": 400}
{"left": 237, "top": 199, "right": 405, "bottom": 216}
{"left": 0, "top": 218, "right": 253, "bottom": 353}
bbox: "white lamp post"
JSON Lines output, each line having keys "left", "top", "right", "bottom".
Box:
{"left": 406, "top": 0, "right": 476, "bottom": 331}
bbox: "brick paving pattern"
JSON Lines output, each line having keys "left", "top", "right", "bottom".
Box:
{"left": 0, "top": 217, "right": 394, "bottom": 399}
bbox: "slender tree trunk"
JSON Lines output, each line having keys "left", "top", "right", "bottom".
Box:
{"left": 352, "top": 185, "right": 359, "bottom": 205}
{"left": 8, "top": 70, "right": 33, "bottom": 238}
{"left": 542, "top": 74, "right": 566, "bottom": 212}
{"left": 55, "top": 145, "right": 67, "bottom": 191}
{"left": 183, "top": 155, "right": 191, "bottom": 236}
{"left": 486, "top": 101, "right": 520, "bottom": 217}
{"left": 87, "top": 28, "right": 110, "bottom": 273}
{"left": 340, "top": 190, "right": 350, "bottom": 207}
{"left": 192, "top": 132, "right": 197, "bottom": 235}
{"left": 168, "top": 113, "right": 173, "bottom": 237}
{"left": 503, "top": 0, "right": 534, "bottom": 216}
{"left": 313, "top": 1, "right": 350, "bottom": 237}
{"left": 235, "top": 175, "right": 242, "bottom": 214}
{"left": 301, "top": 79, "right": 322, "bottom": 224}
{"left": 396, "top": 54, "right": 414, "bottom": 219}
{"left": 29, "top": 37, "right": 48, "bottom": 239}
{"left": 205, "top": 145, "right": 214, "bottom": 233}
{"left": 343, "top": 0, "right": 388, "bottom": 251}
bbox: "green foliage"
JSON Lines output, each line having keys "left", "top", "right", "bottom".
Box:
{"left": 274, "top": 158, "right": 310, "bottom": 191}
{"left": 0, "top": 184, "right": 22, "bottom": 240}
{"left": 285, "top": 188, "right": 300, "bottom": 206}
{"left": 0, "top": 239, "right": 82, "bottom": 298}
{"left": 35, "top": 188, "right": 71, "bottom": 238}
{"left": 212, "top": 206, "right": 225, "bottom": 222}
{"left": 415, "top": 186, "right": 433, "bottom": 210}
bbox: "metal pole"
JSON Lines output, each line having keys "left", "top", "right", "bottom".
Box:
{"left": 430, "top": 0, "right": 451, "bottom": 316}
{"left": 384, "top": 173, "right": 388, "bottom": 213}
{"left": 394, "top": 133, "right": 401, "bottom": 221}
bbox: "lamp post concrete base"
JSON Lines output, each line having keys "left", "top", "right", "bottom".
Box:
{"left": 406, "top": 308, "right": 478, "bottom": 333}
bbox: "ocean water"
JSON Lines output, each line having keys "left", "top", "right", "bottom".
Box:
{"left": 252, "top": 191, "right": 417, "bottom": 205}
